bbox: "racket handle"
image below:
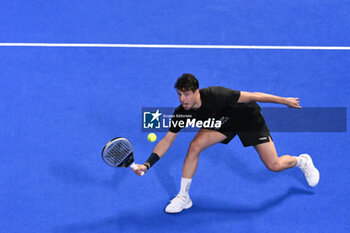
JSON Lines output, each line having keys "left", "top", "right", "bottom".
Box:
{"left": 130, "top": 162, "right": 145, "bottom": 176}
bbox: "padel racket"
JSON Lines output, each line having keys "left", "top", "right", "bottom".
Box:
{"left": 102, "top": 137, "right": 144, "bottom": 176}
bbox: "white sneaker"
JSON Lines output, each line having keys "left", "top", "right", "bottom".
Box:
{"left": 165, "top": 194, "right": 193, "bottom": 214}
{"left": 298, "top": 154, "right": 320, "bottom": 187}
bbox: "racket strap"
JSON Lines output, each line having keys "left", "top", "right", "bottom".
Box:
{"left": 130, "top": 162, "right": 138, "bottom": 170}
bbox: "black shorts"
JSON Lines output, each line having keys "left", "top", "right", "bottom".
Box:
{"left": 216, "top": 113, "right": 272, "bottom": 147}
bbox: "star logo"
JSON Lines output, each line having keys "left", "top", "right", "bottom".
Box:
{"left": 150, "top": 109, "right": 162, "bottom": 122}
{"left": 143, "top": 108, "right": 163, "bottom": 129}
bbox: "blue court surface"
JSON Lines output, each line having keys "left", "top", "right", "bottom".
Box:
{"left": 1, "top": 1, "right": 349, "bottom": 233}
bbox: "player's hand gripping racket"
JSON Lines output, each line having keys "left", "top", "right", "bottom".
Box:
{"left": 102, "top": 137, "right": 144, "bottom": 176}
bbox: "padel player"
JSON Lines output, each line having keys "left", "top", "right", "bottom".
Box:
{"left": 133, "top": 73, "right": 320, "bottom": 214}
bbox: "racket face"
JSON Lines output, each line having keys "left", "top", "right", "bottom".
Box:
{"left": 102, "top": 137, "right": 134, "bottom": 167}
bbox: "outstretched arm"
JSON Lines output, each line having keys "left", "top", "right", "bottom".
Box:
{"left": 133, "top": 131, "right": 178, "bottom": 176}
{"left": 238, "top": 91, "right": 302, "bottom": 108}
{"left": 152, "top": 131, "right": 178, "bottom": 158}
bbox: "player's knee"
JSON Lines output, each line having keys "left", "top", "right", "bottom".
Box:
{"left": 188, "top": 140, "right": 202, "bottom": 155}
{"left": 266, "top": 161, "right": 282, "bottom": 172}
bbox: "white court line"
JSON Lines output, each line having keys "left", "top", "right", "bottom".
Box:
{"left": 0, "top": 43, "right": 350, "bottom": 50}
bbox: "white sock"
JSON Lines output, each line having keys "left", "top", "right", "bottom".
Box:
{"left": 294, "top": 156, "right": 306, "bottom": 168}
{"left": 179, "top": 177, "right": 192, "bottom": 196}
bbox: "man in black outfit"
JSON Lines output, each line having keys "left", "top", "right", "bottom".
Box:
{"left": 133, "top": 73, "right": 320, "bottom": 214}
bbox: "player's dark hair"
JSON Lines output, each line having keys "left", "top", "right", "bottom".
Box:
{"left": 174, "top": 73, "right": 199, "bottom": 92}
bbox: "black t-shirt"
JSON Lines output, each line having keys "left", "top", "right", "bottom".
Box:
{"left": 169, "top": 86, "right": 261, "bottom": 133}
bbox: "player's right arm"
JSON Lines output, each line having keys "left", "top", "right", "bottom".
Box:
{"left": 133, "top": 131, "right": 178, "bottom": 176}
{"left": 152, "top": 131, "right": 178, "bottom": 158}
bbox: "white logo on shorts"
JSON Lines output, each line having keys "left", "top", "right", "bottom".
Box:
{"left": 259, "top": 137, "right": 267, "bottom": 141}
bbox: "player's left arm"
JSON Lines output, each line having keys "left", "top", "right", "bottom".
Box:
{"left": 237, "top": 91, "right": 302, "bottom": 108}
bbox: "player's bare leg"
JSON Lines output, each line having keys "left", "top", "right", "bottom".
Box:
{"left": 182, "top": 129, "right": 227, "bottom": 178}
{"left": 165, "top": 129, "right": 226, "bottom": 214}
{"left": 254, "top": 137, "right": 297, "bottom": 172}
{"left": 254, "top": 136, "right": 320, "bottom": 186}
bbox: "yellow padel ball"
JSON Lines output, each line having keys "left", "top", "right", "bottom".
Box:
{"left": 147, "top": 133, "right": 157, "bottom": 142}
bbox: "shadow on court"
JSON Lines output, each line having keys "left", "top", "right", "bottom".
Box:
{"left": 184, "top": 187, "right": 314, "bottom": 215}
{"left": 205, "top": 146, "right": 308, "bottom": 187}
{"left": 53, "top": 187, "right": 314, "bottom": 233}
{"left": 154, "top": 166, "right": 178, "bottom": 199}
